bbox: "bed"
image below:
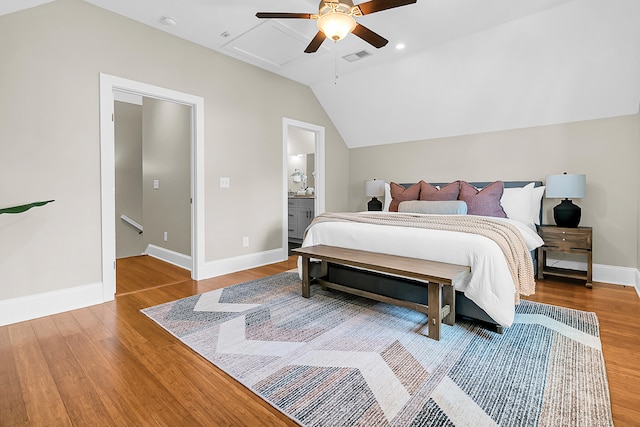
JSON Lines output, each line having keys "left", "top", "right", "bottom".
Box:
{"left": 298, "top": 180, "right": 545, "bottom": 332}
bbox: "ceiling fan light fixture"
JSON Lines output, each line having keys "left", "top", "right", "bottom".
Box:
{"left": 256, "top": 0, "right": 416, "bottom": 53}
{"left": 317, "top": 2, "right": 357, "bottom": 41}
{"left": 317, "top": 12, "right": 356, "bottom": 41}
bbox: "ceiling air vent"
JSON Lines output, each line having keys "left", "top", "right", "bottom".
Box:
{"left": 342, "top": 50, "right": 372, "bottom": 62}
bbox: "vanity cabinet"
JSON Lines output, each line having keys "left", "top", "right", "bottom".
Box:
{"left": 288, "top": 198, "right": 314, "bottom": 243}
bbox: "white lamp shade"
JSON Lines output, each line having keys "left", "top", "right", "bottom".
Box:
{"left": 365, "top": 179, "right": 385, "bottom": 197}
{"left": 317, "top": 12, "right": 356, "bottom": 41}
{"left": 545, "top": 174, "right": 586, "bottom": 199}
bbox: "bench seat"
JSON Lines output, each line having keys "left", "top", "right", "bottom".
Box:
{"left": 292, "top": 245, "right": 470, "bottom": 340}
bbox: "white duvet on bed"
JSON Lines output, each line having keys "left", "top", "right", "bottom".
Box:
{"left": 298, "top": 212, "right": 544, "bottom": 328}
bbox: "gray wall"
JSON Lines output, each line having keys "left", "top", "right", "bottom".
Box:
{"left": 115, "top": 101, "right": 144, "bottom": 258}
{"left": 115, "top": 98, "right": 191, "bottom": 258}
{"left": 0, "top": 0, "right": 349, "bottom": 301}
{"left": 349, "top": 114, "right": 640, "bottom": 269}
{"left": 142, "top": 97, "right": 191, "bottom": 256}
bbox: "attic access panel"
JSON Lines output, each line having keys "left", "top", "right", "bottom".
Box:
{"left": 223, "top": 20, "right": 329, "bottom": 68}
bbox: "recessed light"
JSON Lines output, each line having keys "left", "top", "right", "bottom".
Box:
{"left": 395, "top": 43, "right": 406, "bottom": 50}
{"left": 160, "top": 16, "right": 177, "bottom": 26}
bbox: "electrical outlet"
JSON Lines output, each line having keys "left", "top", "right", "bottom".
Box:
{"left": 242, "top": 236, "right": 249, "bottom": 247}
{"left": 220, "top": 177, "right": 230, "bottom": 188}
{"left": 164, "top": 231, "right": 168, "bottom": 242}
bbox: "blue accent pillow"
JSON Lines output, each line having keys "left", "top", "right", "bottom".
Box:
{"left": 398, "top": 200, "right": 468, "bottom": 215}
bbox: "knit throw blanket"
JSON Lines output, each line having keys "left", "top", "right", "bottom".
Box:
{"left": 306, "top": 212, "right": 536, "bottom": 303}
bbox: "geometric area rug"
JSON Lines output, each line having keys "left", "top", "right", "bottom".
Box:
{"left": 141, "top": 272, "right": 614, "bottom": 427}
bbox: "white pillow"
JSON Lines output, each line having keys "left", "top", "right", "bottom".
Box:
{"left": 398, "top": 200, "right": 468, "bottom": 215}
{"left": 500, "top": 183, "right": 534, "bottom": 227}
{"left": 383, "top": 182, "right": 392, "bottom": 211}
{"left": 531, "top": 185, "right": 545, "bottom": 225}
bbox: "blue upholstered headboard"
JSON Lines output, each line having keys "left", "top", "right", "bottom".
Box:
{"left": 401, "top": 181, "right": 543, "bottom": 189}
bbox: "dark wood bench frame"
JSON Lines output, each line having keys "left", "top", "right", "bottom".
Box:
{"left": 292, "top": 245, "right": 470, "bottom": 340}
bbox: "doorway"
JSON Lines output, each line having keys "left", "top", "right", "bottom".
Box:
{"left": 99, "top": 73, "right": 205, "bottom": 302}
{"left": 282, "top": 118, "right": 325, "bottom": 254}
{"left": 113, "top": 93, "right": 192, "bottom": 293}
{"left": 113, "top": 94, "right": 191, "bottom": 257}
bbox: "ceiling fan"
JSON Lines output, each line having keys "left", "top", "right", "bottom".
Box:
{"left": 256, "top": 0, "right": 417, "bottom": 53}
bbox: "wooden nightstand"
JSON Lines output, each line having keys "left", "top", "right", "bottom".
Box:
{"left": 537, "top": 225, "right": 592, "bottom": 288}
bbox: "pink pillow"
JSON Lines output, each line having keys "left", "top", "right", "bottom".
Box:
{"left": 389, "top": 182, "right": 421, "bottom": 212}
{"left": 419, "top": 181, "right": 460, "bottom": 201}
{"left": 458, "top": 181, "right": 507, "bottom": 218}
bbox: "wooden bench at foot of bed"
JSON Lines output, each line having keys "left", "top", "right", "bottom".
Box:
{"left": 292, "top": 245, "right": 471, "bottom": 341}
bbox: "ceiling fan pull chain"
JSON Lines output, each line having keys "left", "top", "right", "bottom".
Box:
{"left": 334, "top": 42, "right": 339, "bottom": 85}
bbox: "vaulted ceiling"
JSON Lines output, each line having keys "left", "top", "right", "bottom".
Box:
{"left": 4, "top": 0, "right": 640, "bottom": 148}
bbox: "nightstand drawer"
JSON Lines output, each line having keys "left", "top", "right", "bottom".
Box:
{"left": 539, "top": 227, "right": 591, "bottom": 251}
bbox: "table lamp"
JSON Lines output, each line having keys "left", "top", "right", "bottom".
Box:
{"left": 365, "top": 179, "right": 385, "bottom": 211}
{"left": 545, "top": 173, "right": 586, "bottom": 227}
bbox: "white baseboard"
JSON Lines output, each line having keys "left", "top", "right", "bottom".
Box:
{"left": 198, "top": 247, "right": 288, "bottom": 280}
{"left": 2, "top": 253, "right": 634, "bottom": 328}
{"left": 144, "top": 244, "right": 191, "bottom": 271}
{"left": 594, "top": 263, "right": 638, "bottom": 288}
{"left": 546, "top": 258, "right": 639, "bottom": 289}
{"left": 0, "top": 282, "right": 106, "bottom": 327}
{"left": 142, "top": 245, "right": 289, "bottom": 279}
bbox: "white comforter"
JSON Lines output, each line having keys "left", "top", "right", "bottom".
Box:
{"left": 299, "top": 212, "right": 544, "bottom": 328}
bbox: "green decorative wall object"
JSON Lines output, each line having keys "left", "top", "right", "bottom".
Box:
{"left": 0, "top": 200, "right": 55, "bottom": 215}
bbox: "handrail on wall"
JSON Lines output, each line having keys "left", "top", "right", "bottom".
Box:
{"left": 120, "top": 214, "right": 143, "bottom": 234}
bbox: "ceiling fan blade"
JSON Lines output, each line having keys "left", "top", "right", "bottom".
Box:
{"left": 256, "top": 12, "right": 312, "bottom": 19}
{"left": 356, "top": 0, "right": 417, "bottom": 15}
{"left": 351, "top": 24, "right": 388, "bottom": 49}
{"left": 304, "top": 31, "right": 327, "bottom": 53}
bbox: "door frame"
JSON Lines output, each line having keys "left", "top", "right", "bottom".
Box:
{"left": 99, "top": 73, "right": 205, "bottom": 301}
{"left": 282, "top": 118, "right": 325, "bottom": 250}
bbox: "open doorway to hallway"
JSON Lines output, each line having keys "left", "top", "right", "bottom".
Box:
{"left": 99, "top": 73, "right": 205, "bottom": 302}
{"left": 113, "top": 93, "right": 192, "bottom": 294}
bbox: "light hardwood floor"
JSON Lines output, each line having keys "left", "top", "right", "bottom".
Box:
{"left": 1, "top": 255, "right": 639, "bottom": 426}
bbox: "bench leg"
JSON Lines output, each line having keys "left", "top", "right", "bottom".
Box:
{"left": 320, "top": 261, "right": 328, "bottom": 291}
{"left": 300, "top": 256, "right": 311, "bottom": 298}
{"left": 427, "top": 282, "right": 442, "bottom": 340}
{"left": 442, "top": 285, "right": 455, "bottom": 326}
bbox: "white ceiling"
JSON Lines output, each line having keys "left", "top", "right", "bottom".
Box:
{"left": 4, "top": 0, "right": 640, "bottom": 148}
